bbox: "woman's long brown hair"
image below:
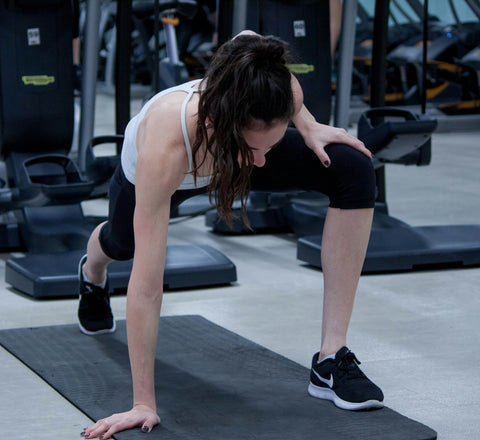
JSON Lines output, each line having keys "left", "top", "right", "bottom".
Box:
{"left": 191, "top": 34, "right": 295, "bottom": 226}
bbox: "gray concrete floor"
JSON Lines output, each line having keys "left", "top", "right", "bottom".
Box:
{"left": 0, "top": 93, "right": 479, "bottom": 439}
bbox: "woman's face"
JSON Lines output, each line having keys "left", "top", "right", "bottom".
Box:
{"left": 241, "top": 120, "right": 289, "bottom": 167}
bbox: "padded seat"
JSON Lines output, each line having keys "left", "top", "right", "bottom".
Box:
{"left": 357, "top": 107, "right": 437, "bottom": 161}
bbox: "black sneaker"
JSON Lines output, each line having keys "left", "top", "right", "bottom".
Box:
{"left": 78, "top": 255, "right": 116, "bottom": 335}
{"left": 308, "top": 346, "right": 384, "bottom": 410}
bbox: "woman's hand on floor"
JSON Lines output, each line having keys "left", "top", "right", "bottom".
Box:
{"left": 80, "top": 404, "right": 160, "bottom": 439}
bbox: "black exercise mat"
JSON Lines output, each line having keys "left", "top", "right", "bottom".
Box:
{"left": 0, "top": 316, "right": 436, "bottom": 440}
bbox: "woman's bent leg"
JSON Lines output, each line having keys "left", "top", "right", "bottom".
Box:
{"left": 319, "top": 207, "right": 373, "bottom": 359}
{"left": 251, "top": 132, "right": 376, "bottom": 356}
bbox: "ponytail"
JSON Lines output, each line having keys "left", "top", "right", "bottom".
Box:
{"left": 192, "top": 34, "right": 295, "bottom": 225}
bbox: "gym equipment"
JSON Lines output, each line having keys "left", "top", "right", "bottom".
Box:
{"left": 0, "top": 0, "right": 236, "bottom": 298}
{"left": 353, "top": 0, "right": 480, "bottom": 106}
{"left": 297, "top": 0, "right": 480, "bottom": 273}
{"left": 156, "top": 0, "right": 198, "bottom": 92}
{"left": 0, "top": 317, "right": 438, "bottom": 440}
{"left": 297, "top": 105, "right": 480, "bottom": 272}
{"left": 437, "top": 0, "right": 480, "bottom": 115}
{"left": 386, "top": 0, "right": 480, "bottom": 105}
{"left": 437, "top": 44, "right": 480, "bottom": 114}
{"left": 352, "top": 0, "right": 423, "bottom": 99}
{"left": 357, "top": 107, "right": 437, "bottom": 161}
{"left": 0, "top": 0, "right": 88, "bottom": 252}
{"left": 95, "top": 0, "right": 213, "bottom": 96}
{"left": 6, "top": 246, "right": 236, "bottom": 299}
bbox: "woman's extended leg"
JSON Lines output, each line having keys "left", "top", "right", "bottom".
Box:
{"left": 78, "top": 166, "right": 137, "bottom": 335}
{"left": 78, "top": 221, "right": 116, "bottom": 335}
{"left": 78, "top": 165, "right": 208, "bottom": 335}
{"left": 82, "top": 222, "right": 113, "bottom": 285}
{"left": 77, "top": 221, "right": 116, "bottom": 335}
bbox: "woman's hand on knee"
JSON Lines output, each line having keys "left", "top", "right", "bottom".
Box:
{"left": 80, "top": 405, "right": 160, "bottom": 439}
{"left": 304, "top": 124, "right": 373, "bottom": 168}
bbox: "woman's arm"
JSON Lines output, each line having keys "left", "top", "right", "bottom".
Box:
{"left": 290, "top": 75, "right": 373, "bottom": 167}
{"left": 82, "top": 103, "right": 188, "bottom": 440}
{"left": 128, "top": 106, "right": 187, "bottom": 411}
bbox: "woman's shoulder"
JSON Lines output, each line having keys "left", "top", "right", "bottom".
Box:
{"left": 136, "top": 102, "right": 191, "bottom": 174}
{"left": 141, "top": 87, "right": 189, "bottom": 134}
{"left": 146, "top": 87, "right": 200, "bottom": 139}
{"left": 146, "top": 90, "right": 185, "bottom": 117}
{"left": 135, "top": 110, "right": 189, "bottom": 190}
{"left": 144, "top": 79, "right": 203, "bottom": 108}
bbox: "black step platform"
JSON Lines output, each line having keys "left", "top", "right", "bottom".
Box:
{"left": 6, "top": 245, "right": 237, "bottom": 299}
{"left": 298, "top": 224, "right": 480, "bottom": 273}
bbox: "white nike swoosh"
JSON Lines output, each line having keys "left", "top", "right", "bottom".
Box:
{"left": 312, "top": 369, "right": 334, "bottom": 388}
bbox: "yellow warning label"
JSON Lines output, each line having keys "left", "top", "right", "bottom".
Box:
{"left": 22, "top": 75, "right": 55, "bottom": 86}
{"left": 287, "top": 64, "right": 315, "bottom": 74}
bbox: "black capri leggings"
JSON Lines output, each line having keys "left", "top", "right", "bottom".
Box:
{"left": 99, "top": 128, "right": 376, "bottom": 260}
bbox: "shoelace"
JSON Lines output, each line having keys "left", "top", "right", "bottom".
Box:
{"left": 337, "top": 350, "right": 366, "bottom": 379}
{"left": 80, "top": 286, "right": 111, "bottom": 319}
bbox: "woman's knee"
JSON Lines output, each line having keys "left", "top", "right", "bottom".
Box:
{"left": 98, "top": 223, "right": 135, "bottom": 261}
{"left": 325, "top": 143, "right": 376, "bottom": 209}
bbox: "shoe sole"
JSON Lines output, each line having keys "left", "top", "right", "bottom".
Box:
{"left": 78, "top": 320, "right": 117, "bottom": 336}
{"left": 308, "top": 383, "right": 384, "bottom": 411}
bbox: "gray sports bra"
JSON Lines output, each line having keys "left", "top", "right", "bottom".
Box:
{"left": 120, "top": 79, "right": 213, "bottom": 190}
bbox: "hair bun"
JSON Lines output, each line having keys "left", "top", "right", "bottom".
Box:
{"left": 251, "top": 36, "right": 289, "bottom": 66}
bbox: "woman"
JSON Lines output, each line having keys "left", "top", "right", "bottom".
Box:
{"left": 79, "top": 31, "right": 383, "bottom": 439}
